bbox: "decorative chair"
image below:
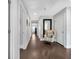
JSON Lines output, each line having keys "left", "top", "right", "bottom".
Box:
{"left": 43, "top": 29, "right": 56, "bottom": 42}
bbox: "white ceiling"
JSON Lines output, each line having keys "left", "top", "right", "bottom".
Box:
{"left": 22, "top": 0, "right": 70, "bottom": 20}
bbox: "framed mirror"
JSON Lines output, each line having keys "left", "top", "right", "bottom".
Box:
{"left": 43, "top": 19, "right": 52, "bottom": 37}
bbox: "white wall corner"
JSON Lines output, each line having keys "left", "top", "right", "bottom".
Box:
{"left": 65, "top": 7, "right": 71, "bottom": 49}
{"left": 64, "top": 43, "right": 71, "bottom": 48}
{"left": 10, "top": 0, "right": 20, "bottom": 59}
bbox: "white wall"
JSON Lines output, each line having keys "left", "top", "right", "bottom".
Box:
{"left": 66, "top": 7, "right": 71, "bottom": 48}
{"left": 20, "top": 1, "right": 31, "bottom": 49}
{"left": 53, "top": 8, "right": 66, "bottom": 46}
{"left": 10, "top": 0, "right": 31, "bottom": 59}
{"left": 53, "top": 7, "right": 71, "bottom": 48}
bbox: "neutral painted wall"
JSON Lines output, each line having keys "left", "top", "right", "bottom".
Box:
{"left": 53, "top": 8, "right": 66, "bottom": 46}
{"left": 66, "top": 7, "right": 71, "bottom": 48}
{"left": 20, "top": 1, "right": 31, "bottom": 49}
{"left": 10, "top": 0, "right": 31, "bottom": 59}
{"left": 53, "top": 7, "right": 71, "bottom": 48}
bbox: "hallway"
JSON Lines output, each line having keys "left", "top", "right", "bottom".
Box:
{"left": 9, "top": 0, "right": 71, "bottom": 59}
{"left": 20, "top": 34, "right": 71, "bottom": 59}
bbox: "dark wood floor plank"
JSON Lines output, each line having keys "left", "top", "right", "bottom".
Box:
{"left": 20, "top": 34, "right": 71, "bottom": 59}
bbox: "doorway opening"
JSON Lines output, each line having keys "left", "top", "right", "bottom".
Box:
{"left": 31, "top": 21, "right": 38, "bottom": 36}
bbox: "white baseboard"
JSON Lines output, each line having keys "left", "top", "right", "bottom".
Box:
{"left": 64, "top": 45, "right": 71, "bottom": 49}
{"left": 20, "top": 38, "right": 30, "bottom": 50}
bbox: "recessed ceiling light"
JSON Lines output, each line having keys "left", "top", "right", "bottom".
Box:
{"left": 33, "top": 12, "right": 37, "bottom": 15}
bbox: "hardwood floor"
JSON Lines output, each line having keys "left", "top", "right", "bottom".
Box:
{"left": 20, "top": 34, "right": 71, "bottom": 59}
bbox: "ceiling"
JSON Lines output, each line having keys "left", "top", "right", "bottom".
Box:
{"left": 22, "top": 0, "right": 70, "bottom": 20}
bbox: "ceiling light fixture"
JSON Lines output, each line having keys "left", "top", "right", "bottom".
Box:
{"left": 33, "top": 12, "right": 37, "bottom": 16}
